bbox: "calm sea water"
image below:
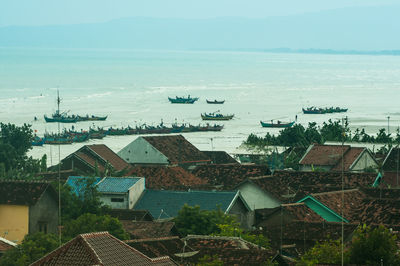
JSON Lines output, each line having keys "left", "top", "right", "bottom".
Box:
{"left": 1, "top": 47, "right": 399, "bottom": 165}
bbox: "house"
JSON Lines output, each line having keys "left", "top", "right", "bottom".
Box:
{"left": 0, "top": 180, "right": 58, "bottom": 243}
{"left": 117, "top": 135, "right": 211, "bottom": 168}
{"left": 59, "top": 144, "right": 131, "bottom": 176}
{"left": 381, "top": 146, "right": 400, "bottom": 187}
{"left": 235, "top": 170, "right": 377, "bottom": 208}
{"left": 134, "top": 190, "right": 253, "bottom": 229}
{"left": 125, "top": 165, "right": 208, "bottom": 190}
{"left": 31, "top": 232, "right": 177, "bottom": 265}
{"left": 120, "top": 221, "right": 180, "bottom": 239}
{"left": 106, "top": 209, "right": 154, "bottom": 221}
{"left": 299, "top": 144, "right": 378, "bottom": 172}
{"left": 67, "top": 176, "right": 145, "bottom": 209}
{"left": 0, "top": 237, "right": 16, "bottom": 256}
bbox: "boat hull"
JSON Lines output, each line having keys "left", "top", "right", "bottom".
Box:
{"left": 260, "top": 121, "right": 295, "bottom": 128}
{"left": 206, "top": 100, "right": 225, "bottom": 104}
{"left": 168, "top": 97, "right": 199, "bottom": 104}
{"left": 201, "top": 114, "right": 234, "bottom": 121}
{"left": 44, "top": 115, "right": 78, "bottom": 123}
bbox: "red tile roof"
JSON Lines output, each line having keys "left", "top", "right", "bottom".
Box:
{"left": 106, "top": 209, "right": 154, "bottom": 221}
{"left": 143, "top": 135, "right": 211, "bottom": 164}
{"left": 126, "top": 166, "right": 208, "bottom": 190}
{"left": 87, "top": 144, "right": 131, "bottom": 172}
{"left": 0, "top": 180, "right": 56, "bottom": 206}
{"left": 202, "top": 151, "right": 239, "bottom": 164}
{"left": 32, "top": 232, "right": 177, "bottom": 265}
{"left": 331, "top": 147, "right": 365, "bottom": 171}
{"left": 382, "top": 147, "right": 400, "bottom": 171}
{"left": 121, "top": 221, "right": 180, "bottom": 239}
{"left": 249, "top": 170, "right": 377, "bottom": 203}
{"left": 0, "top": 237, "right": 16, "bottom": 252}
{"left": 191, "top": 164, "right": 271, "bottom": 189}
{"left": 300, "top": 144, "right": 350, "bottom": 166}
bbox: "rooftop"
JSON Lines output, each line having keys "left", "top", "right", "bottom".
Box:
{"left": 31, "top": 232, "right": 176, "bottom": 265}
{"left": 202, "top": 150, "right": 239, "bottom": 164}
{"left": 97, "top": 177, "right": 142, "bottom": 193}
{"left": 121, "top": 221, "right": 179, "bottom": 239}
{"left": 0, "top": 180, "right": 56, "bottom": 206}
{"left": 134, "top": 190, "right": 240, "bottom": 219}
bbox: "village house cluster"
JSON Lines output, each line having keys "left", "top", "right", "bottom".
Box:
{"left": 1, "top": 134, "right": 399, "bottom": 264}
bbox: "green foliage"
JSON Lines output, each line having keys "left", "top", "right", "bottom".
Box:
{"left": 0, "top": 232, "right": 59, "bottom": 266}
{"left": 297, "top": 239, "right": 345, "bottom": 265}
{"left": 40, "top": 154, "right": 47, "bottom": 172}
{"left": 349, "top": 224, "right": 400, "bottom": 265}
{"left": 173, "top": 205, "right": 237, "bottom": 236}
{"left": 216, "top": 224, "right": 270, "bottom": 249}
{"left": 196, "top": 255, "right": 224, "bottom": 266}
{"left": 62, "top": 213, "right": 129, "bottom": 242}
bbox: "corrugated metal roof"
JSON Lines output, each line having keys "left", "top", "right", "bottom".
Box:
{"left": 66, "top": 176, "right": 102, "bottom": 196}
{"left": 134, "top": 190, "right": 238, "bottom": 219}
{"left": 97, "top": 177, "right": 142, "bottom": 193}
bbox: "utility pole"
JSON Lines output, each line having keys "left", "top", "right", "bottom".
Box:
{"left": 387, "top": 116, "right": 390, "bottom": 135}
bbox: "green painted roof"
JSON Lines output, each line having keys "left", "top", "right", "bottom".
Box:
{"left": 297, "top": 195, "right": 348, "bottom": 223}
{"left": 134, "top": 190, "right": 240, "bottom": 219}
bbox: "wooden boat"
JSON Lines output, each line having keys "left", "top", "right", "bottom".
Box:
{"left": 77, "top": 115, "right": 108, "bottom": 121}
{"left": 302, "top": 107, "right": 348, "bottom": 114}
{"left": 201, "top": 112, "right": 234, "bottom": 121}
{"left": 32, "top": 136, "right": 45, "bottom": 146}
{"left": 260, "top": 120, "right": 295, "bottom": 128}
{"left": 44, "top": 113, "right": 78, "bottom": 123}
{"left": 206, "top": 99, "right": 225, "bottom": 104}
{"left": 168, "top": 95, "right": 199, "bottom": 104}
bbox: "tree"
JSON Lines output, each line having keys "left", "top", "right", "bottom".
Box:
{"left": 174, "top": 205, "right": 237, "bottom": 236}
{"left": 348, "top": 224, "right": 400, "bottom": 265}
{"left": 62, "top": 213, "right": 129, "bottom": 241}
{"left": 297, "top": 239, "right": 344, "bottom": 265}
{"left": 0, "top": 232, "right": 59, "bottom": 266}
{"left": 216, "top": 224, "right": 270, "bottom": 249}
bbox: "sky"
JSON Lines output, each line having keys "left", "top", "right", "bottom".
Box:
{"left": 1, "top": 0, "right": 400, "bottom": 27}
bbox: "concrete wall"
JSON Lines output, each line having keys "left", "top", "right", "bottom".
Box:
{"left": 0, "top": 205, "right": 28, "bottom": 243}
{"left": 228, "top": 198, "right": 254, "bottom": 230}
{"left": 238, "top": 182, "right": 281, "bottom": 210}
{"left": 118, "top": 137, "right": 169, "bottom": 165}
{"left": 299, "top": 165, "right": 331, "bottom": 172}
{"left": 352, "top": 151, "right": 378, "bottom": 172}
{"left": 128, "top": 178, "right": 145, "bottom": 209}
{"left": 100, "top": 193, "right": 129, "bottom": 209}
{"left": 29, "top": 190, "right": 59, "bottom": 237}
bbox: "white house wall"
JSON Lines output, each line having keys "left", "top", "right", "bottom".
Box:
{"left": 351, "top": 151, "right": 378, "bottom": 172}
{"left": 118, "top": 137, "right": 169, "bottom": 165}
{"left": 128, "top": 178, "right": 145, "bottom": 209}
{"left": 100, "top": 193, "right": 128, "bottom": 209}
{"left": 238, "top": 182, "right": 281, "bottom": 210}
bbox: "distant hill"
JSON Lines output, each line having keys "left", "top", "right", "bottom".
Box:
{"left": 1, "top": 6, "right": 400, "bottom": 51}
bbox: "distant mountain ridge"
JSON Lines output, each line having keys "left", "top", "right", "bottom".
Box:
{"left": 1, "top": 6, "right": 399, "bottom": 51}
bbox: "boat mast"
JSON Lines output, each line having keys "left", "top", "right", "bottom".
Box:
{"left": 57, "top": 89, "right": 61, "bottom": 116}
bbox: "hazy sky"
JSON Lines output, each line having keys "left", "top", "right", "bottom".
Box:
{"left": 1, "top": 0, "right": 399, "bottom": 27}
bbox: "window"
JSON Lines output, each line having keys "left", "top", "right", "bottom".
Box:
{"left": 39, "top": 222, "right": 48, "bottom": 234}
{"left": 111, "top": 198, "right": 124, "bottom": 202}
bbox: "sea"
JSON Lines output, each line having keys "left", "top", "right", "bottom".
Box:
{"left": 1, "top": 47, "right": 399, "bottom": 166}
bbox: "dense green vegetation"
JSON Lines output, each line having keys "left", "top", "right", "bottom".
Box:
{"left": 298, "top": 225, "right": 400, "bottom": 265}
{"left": 0, "top": 123, "right": 47, "bottom": 178}
{"left": 244, "top": 119, "right": 399, "bottom": 149}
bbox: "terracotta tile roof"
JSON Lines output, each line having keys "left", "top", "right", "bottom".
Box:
{"left": 87, "top": 144, "right": 131, "bottom": 172}
{"left": 106, "top": 209, "right": 154, "bottom": 221}
{"left": 0, "top": 180, "right": 56, "bottom": 206}
{"left": 191, "top": 164, "right": 271, "bottom": 190}
{"left": 126, "top": 237, "right": 194, "bottom": 259}
{"left": 299, "top": 144, "right": 350, "bottom": 166}
{"left": 283, "top": 203, "right": 325, "bottom": 222}
{"left": 32, "top": 232, "right": 177, "bottom": 265}
{"left": 249, "top": 170, "right": 377, "bottom": 203}
{"left": 143, "top": 135, "right": 211, "bottom": 164}
{"left": 75, "top": 151, "right": 106, "bottom": 172}
{"left": 202, "top": 151, "right": 239, "bottom": 164}
{"left": 380, "top": 171, "right": 400, "bottom": 187}
{"left": 0, "top": 237, "right": 16, "bottom": 252}
{"left": 331, "top": 147, "right": 365, "bottom": 171}
{"left": 121, "top": 221, "right": 180, "bottom": 239}
{"left": 125, "top": 166, "right": 207, "bottom": 190}
{"left": 382, "top": 147, "right": 400, "bottom": 171}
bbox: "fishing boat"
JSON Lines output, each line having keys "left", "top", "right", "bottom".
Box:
{"left": 201, "top": 112, "right": 234, "bottom": 121}
{"left": 76, "top": 115, "right": 108, "bottom": 121}
{"left": 206, "top": 99, "right": 225, "bottom": 104}
{"left": 302, "top": 107, "right": 348, "bottom": 114}
{"left": 32, "top": 136, "right": 45, "bottom": 146}
{"left": 260, "top": 120, "right": 295, "bottom": 128}
{"left": 168, "top": 95, "right": 199, "bottom": 104}
{"left": 44, "top": 91, "right": 78, "bottom": 123}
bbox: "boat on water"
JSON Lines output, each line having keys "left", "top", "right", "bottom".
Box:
{"left": 32, "top": 136, "right": 45, "bottom": 146}
{"left": 260, "top": 120, "right": 295, "bottom": 128}
{"left": 201, "top": 112, "right": 234, "bottom": 121}
{"left": 302, "top": 107, "right": 348, "bottom": 114}
{"left": 77, "top": 115, "right": 108, "bottom": 122}
{"left": 206, "top": 99, "right": 225, "bottom": 104}
{"left": 168, "top": 95, "right": 199, "bottom": 104}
